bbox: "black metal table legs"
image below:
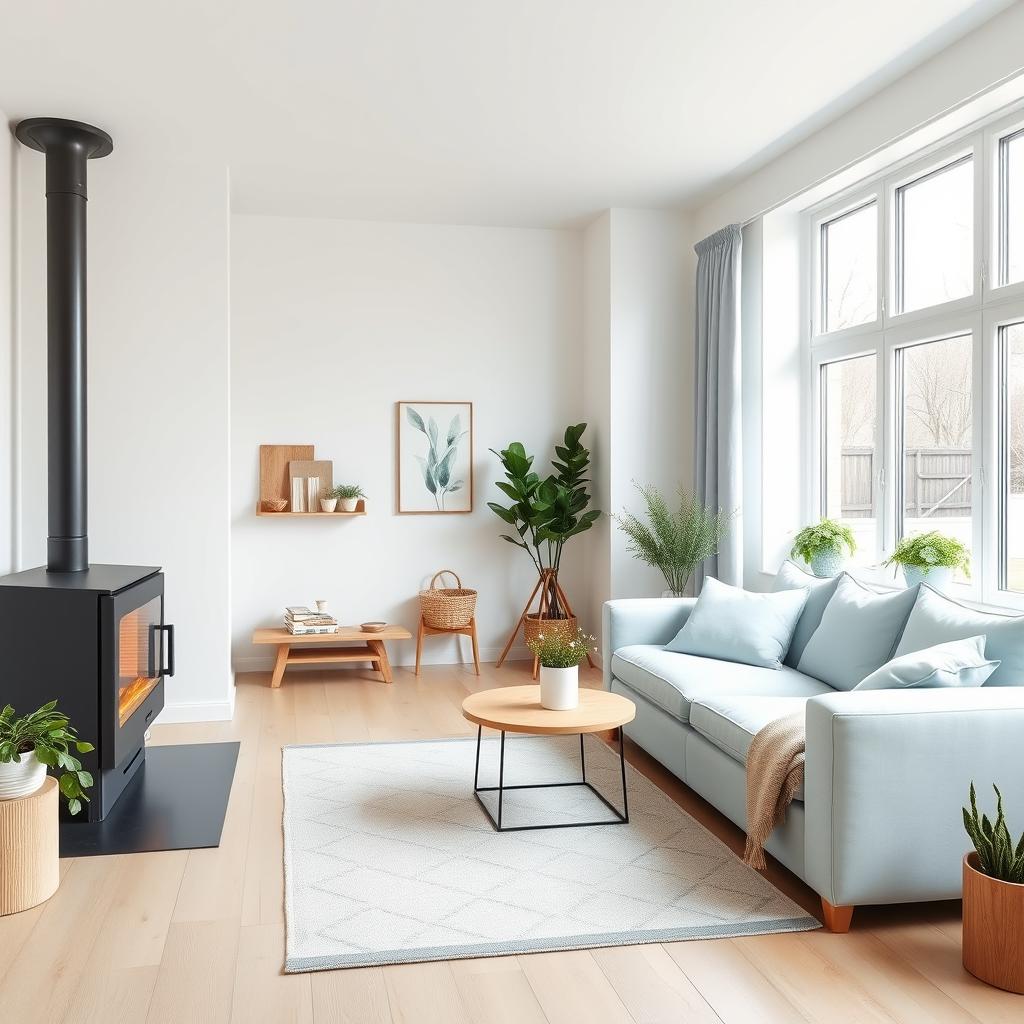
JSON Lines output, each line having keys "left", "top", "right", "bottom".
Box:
{"left": 472, "top": 726, "right": 630, "bottom": 832}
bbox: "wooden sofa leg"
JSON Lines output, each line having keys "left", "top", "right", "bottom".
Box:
{"left": 821, "top": 898, "right": 854, "bottom": 933}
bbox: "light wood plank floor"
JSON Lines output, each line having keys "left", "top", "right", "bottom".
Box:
{"left": 0, "top": 661, "right": 1016, "bottom": 1023}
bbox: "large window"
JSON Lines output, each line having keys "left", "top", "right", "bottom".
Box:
{"left": 808, "top": 111, "right": 1024, "bottom": 607}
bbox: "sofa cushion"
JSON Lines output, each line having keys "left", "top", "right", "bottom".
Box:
{"left": 854, "top": 635, "right": 999, "bottom": 691}
{"left": 689, "top": 695, "right": 809, "bottom": 798}
{"left": 772, "top": 560, "right": 841, "bottom": 668}
{"left": 797, "top": 574, "right": 918, "bottom": 691}
{"left": 893, "top": 584, "right": 1024, "bottom": 687}
{"left": 665, "top": 577, "right": 808, "bottom": 669}
{"left": 610, "top": 645, "right": 832, "bottom": 723}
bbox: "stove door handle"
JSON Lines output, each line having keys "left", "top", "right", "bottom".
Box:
{"left": 157, "top": 624, "right": 176, "bottom": 677}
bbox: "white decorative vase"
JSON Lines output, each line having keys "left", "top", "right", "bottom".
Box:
{"left": 0, "top": 751, "right": 47, "bottom": 801}
{"left": 810, "top": 548, "right": 844, "bottom": 578}
{"left": 903, "top": 565, "right": 953, "bottom": 591}
{"left": 539, "top": 665, "right": 579, "bottom": 711}
{"left": 320, "top": 498, "right": 338, "bottom": 512}
{"left": 340, "top": 497, "right": 359, "bottom": 512}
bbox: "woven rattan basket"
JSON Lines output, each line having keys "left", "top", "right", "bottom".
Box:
{"left": 419, "top": 570, "right": 477, "bottom": 629}
{"left": 524, "top": 613, "right": 578, "bottom": 646}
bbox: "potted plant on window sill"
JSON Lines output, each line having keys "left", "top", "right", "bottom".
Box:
{"left": 883, "top": 530, "right": 969, "bottom": 590}
{"left": 790, "top": 518, "right": 856, "bottom": 578}
{"left": 0, "top": 701, "right": 94, "bottom": 814}
{"left": 613, "top": 482, "right": 733, "bottom": 597}
{"left": 962, "top": 783, "right": 1024, "bottom": 994}
{"left": 328, "top": 484, "right": 366, "bottom": 513}
{"left": 527, "top": 626, "right": 598, "bottom": 711}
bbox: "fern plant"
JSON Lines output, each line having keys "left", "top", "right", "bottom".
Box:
{"left": 790, "top": 518, "right": 856, "bottom": 564}
{"left": 883, "top": 530, "right": 970, "bottom": 576}
{"left": 963, "top": 783, "right": 1024, "bottom": 884}
{"left": 613, "top": 483, "right": 733, "bottom": 596}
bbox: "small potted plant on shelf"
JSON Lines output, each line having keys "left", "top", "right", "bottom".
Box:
{"left": 790, "top": 518, "right": 857, "bottom": 578}
{"left": 614, "top": 483, "right": 733, "bottom": 596}
{"left": 328, "top": 484, "right": 365, "bottom": 512}
{"left": 883, "top": 530, "right": 969, "bottom": 590}
{"left": 962, "top": 783, "right": 1024, "bottom": 994}
{"left": 527, "top": 626, "right": 597, "bottom": 711}
{"left": 0, "top": 701, "right": 94, "bottom": 813}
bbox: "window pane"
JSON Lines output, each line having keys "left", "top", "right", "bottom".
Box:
{"left": 822, "top": 354, "right": 877, "bottom": 565}
{"left": 822, "top": 202, "right": 877, "bottom": 332}
{"left": 897, "top": 157, "right": 973, "bottom": 314}
{"left": 1001, "top": 131, "right": 1024, "bottom": 287}
{"left": 1003, "top": 322, "right": 1024, "bottom": 593}
{"left": 899, "top": 335, "right": 973, "bottom": 579}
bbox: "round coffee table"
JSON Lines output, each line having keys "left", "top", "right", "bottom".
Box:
{"left": 461, "top": 685, "right": 636, "bottom": 832}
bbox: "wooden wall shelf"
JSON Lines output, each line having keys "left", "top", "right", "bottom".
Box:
{"left": 256, "top": 500, "right": 366, "bottom": 518}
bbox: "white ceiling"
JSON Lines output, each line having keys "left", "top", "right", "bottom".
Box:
{"left": 0, "top": 0, "right": 1015, "bottom": 227}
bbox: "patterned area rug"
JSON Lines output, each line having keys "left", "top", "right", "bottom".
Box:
{"left": 282, "top": 735, "right": 818, "bottom": 972}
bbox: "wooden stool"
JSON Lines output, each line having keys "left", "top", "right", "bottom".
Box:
{"left": 415, "top": 616, "right": 480, "bottom": 676}
{"left": 0, "top": 776, "right": 59, "bottom": 916}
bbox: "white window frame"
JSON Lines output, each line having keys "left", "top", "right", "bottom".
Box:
{"left": 802, "top": 99, "right": 1024, "bottom": 610}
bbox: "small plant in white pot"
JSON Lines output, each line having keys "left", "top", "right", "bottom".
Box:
{"left": 329, "top": 484, "right": 365, "bottom": 512}
{"left": 883, "top": 530, "right": 969, "bottom": 590}
{"left": 527, "top": 626, "right": 597, "bottom": 711}
{"left": 790, "top": 518, "right": 856, "bottom": 577}
{"left": 0, "top": 701, "right": 94, "bottom": 813}
{"left": 614, "top": 483, "right": 733, "bottom": 597}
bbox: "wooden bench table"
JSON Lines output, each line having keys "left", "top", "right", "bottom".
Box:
{"left": 252, "top": 625, "right": 413, "bottom": 688}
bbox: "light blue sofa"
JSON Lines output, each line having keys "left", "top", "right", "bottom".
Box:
{"left": 602, "top": 594, "right": 1024, "bottom": 931}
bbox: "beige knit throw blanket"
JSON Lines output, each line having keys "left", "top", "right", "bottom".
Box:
{"left": 743, "top": 711, "right": 806, "bottom": 870}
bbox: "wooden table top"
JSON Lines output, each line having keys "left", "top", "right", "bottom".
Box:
{"left": 252, "top": 625, "right": 412, "bottom": 645}
{"left": 462, "top": 685, "right": 635, "bottom": 736}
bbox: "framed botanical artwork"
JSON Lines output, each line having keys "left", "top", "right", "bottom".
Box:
{"left": 397, "top": 401, "right": 473, "bottom": 513}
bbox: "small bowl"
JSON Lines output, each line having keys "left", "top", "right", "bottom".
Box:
{"left": 360, "top": 621, "right": 387, "bottom": 633}
{"left": 263, "top": 499, "right": 288, "bottom": 512}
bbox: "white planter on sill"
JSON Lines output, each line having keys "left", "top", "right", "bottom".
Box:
{"left": 339, "top": 497, "right": 359, "bottom": 512}
{"left": 320, "top": 498, "right": 338, "bottom": 512}
{"left": 902, "top": 565, "right": 953, "bottom": 591}
{"left": 0, "top": 751, "right": 47, "bottom": 801}
{"left": 539, "top": 665, "right": 579, "bottom": 710}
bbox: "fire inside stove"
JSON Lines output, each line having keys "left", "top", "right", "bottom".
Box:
{"left": 118, "top": 608, "right": 159, "bottom": 727}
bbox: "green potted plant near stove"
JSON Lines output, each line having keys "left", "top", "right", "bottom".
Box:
{"left": 0, "top": 700, "right": 94, "bottom": 814}
{"left": 790, "top": 518, "right": 856, "bottom": 578}
{"left": 614, "top": 483, "right": 733, "bottom": 596}
{"left": 883, "top": 530, "right": 969, "bottom": 591}
{"left": 961, "top": 783, "right": 1024, "bottom": 994}
{"left": 327, "top": 483, "right": 366, "bottom": 512}
{"left": 527, "top": 626, "right": 598, "bottom": 710}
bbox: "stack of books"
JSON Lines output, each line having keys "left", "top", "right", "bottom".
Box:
{"left": 285, "top": 606, "right": 338, "bottom": 635}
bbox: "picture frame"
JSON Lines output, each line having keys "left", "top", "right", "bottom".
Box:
{"left": 396, "top": 401, "right": 473, "bottom": 514}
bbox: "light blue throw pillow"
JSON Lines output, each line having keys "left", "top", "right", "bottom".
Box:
{"left": 797, "top": 574, "right": 919, "bottom": 690}
{"left": 772, "top": 560, "right": 841, "bottom": 668}
{"left": 893, "top": 584, "right": 1024, "bottom": 687}
{"left": 665, "top": 576, "right": 808, "bottom": 670}
{"left": 853, "top": 635, "right": 1000, "bottom": 691}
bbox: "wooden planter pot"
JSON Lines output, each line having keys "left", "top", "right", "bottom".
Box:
{"left": 0, "top": 776, "right": 59, "bottom": 916}
{"left": 962, "top": 852, "right": 1024, "bottom": 994}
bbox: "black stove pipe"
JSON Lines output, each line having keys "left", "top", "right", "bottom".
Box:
{"left": 14, "top": 118, "right": 112, "bottom": 572}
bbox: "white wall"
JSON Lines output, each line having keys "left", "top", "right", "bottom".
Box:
{"left": 0, "top": 111, "right": 13, "bottom": 576}
{"left": 16, "top": 146, "right": 233, "bottom": 721}
{"left": 582, "top": 209, "right": 692, "bottom": 650}
{"left": 230, "top": 215, "right": 585, "bottom": 671}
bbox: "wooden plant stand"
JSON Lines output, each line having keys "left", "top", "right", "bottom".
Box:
{"left": 496, "top": 568, "right": 594, "bottom": 680}
{"left": 415, "top": 616, "right": 480, "bottom": 676}
{"left": 0, "top": 776, "right": 59, "bottom": 916}
{"left": 251, "top": 625, "right": 412, "bottom": 688}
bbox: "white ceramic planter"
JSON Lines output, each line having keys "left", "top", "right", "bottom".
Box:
{"left": 539, "top": 665, "right": 579, "bottom": 710}
{"left": 903, "top": 564, "right": 953, "bottom": 590}
{"left": 0, "top": 751, "right": 47, "bottom": 801}
{"left": 340, "top": 497, "right": 359, "bottom": 512}
{"left": 320, "top": 498, "right": 338, "bottom": 512}
{"left": 810, "top": 548, "right": 844, "bottom": 578}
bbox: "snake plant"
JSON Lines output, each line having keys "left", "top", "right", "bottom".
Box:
{"left": 963, "top": 783, "right": 1024, "bottom": 883}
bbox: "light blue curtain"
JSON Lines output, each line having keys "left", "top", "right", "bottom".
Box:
{"left": 693, "top": 224, "right": 742, "bottom": 590}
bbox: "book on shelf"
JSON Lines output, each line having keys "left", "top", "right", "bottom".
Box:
{"left": 286, "top": 622, "right": 338, "bottom": 635}
{"left": 285, "top": 615, "right": 336, "bottom": 627}
{"left": 284, "top": 606, "right": 336, "bottom": 621}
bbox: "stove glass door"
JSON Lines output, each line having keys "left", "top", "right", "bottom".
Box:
{"left": 117, "top": 595, "right": 162, "bottom": 727}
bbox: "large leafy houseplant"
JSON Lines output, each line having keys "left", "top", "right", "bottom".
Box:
{"left": 488, "top": 423, "right": 600, "bottom": 617}
{"left": 613, "top": 483, "right": 733, "bottom": 596}
{"left": 0, "top": 701, "right": 94, "bottom": 814}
